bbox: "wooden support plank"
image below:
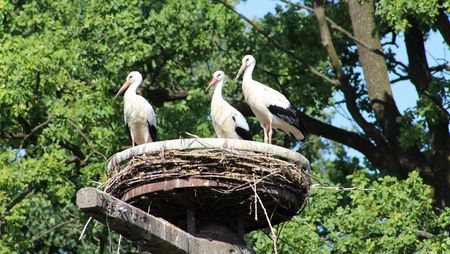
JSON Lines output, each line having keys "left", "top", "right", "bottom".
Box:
{"left": 187, "top": 207, "right": 196, "bottom": 234}
{"left": 76, "top": 187, "right": 254, "bottom": 254}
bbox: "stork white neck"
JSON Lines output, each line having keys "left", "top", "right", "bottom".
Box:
{"left": 212, "top": 78, "right": 225, "bottom": 101}
{"left": 124, "top": 78, "right": 142, "bottom": 97}
{"left": 243, "top": 63, "right": 255, "bottom": 82}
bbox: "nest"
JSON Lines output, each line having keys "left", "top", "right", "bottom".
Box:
{"left": 103, "top": 138, "right": 310, "bottom": 233}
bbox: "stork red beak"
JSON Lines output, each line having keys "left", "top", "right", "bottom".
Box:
{"left": 115, "top": 78, "right": 132, "bottom": 97}
{"left": 205, "top": 77, "right": 218, "bottom": 92}
{"left": 235, "top": 63, "right": 246, "bottom": 80}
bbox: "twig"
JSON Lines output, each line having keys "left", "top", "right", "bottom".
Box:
{"left": 252, "top": 176, "right": 258, "bottom": 221}
{"left": 311, "top": 184, "right": 375, "bottom": 191}
{"left": 79, "top": 217, "right": 93, "bottom": 241}
{"left": 251, "top": 174, "right": 278, "bottom": 254}
{"left": 184, "top": 132, "right": 201, "bottom": 139}
{"left": 184, "top": 132, "right": 211, "bottom": 148}
{"left": 31, "top": 216, "right": 79, "bottom": 242}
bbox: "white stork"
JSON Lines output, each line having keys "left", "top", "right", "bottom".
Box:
{"left": 206, "top": 71, "right": 251, "bottom": 140}
{"left": 235, "top": 55, "right": 306, "bottom": 144}
{"left": 115, "top": 71, "right": 157, "bottom": 146}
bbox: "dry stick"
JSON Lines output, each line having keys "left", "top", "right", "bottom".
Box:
{"left": 184, "top": 132, "right": 211, "bottom": 148}
{"left": 117, "top": 235, "right": 122, "bottom": 254}
{"left": 79, "top": 217, "right": 93, "bottom": 241}
{"left": 252, "top": 176, "right": 258, "bottom": 221}
{"left": 184, "top": 132, "right": 200, "bottom": 139}
{"left": 310, "top": 184, "right": 375, "bottom": 191}
{"left": 251, "top": 174, "right": 278, "bottom": 254}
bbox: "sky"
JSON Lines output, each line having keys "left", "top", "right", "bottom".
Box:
{"left": 236, "top": 0, "right": 449, "bottom": 157}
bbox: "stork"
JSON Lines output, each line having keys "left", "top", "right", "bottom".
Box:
{"left": 206, "top": 71, "right": 251, "bottom": 140}
{"left": 235, "top": 55, "right": 306, "bottom": 144}
{"left": 115, "top": 71, "right": 157, "bottom": 146}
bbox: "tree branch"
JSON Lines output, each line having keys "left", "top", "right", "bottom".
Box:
{"left": 415, "top": 230, "right": 435, "bottom": 239}
{"left": 422, "top": 91, "right": 450, "bottom": 119}
{"left": 436, "top": 8, "right": 450, "bottom": 46}
{"left": 218, "top": 0, "right": 386, "bottom": 147}
{"left": 31, "top": 216, "right": 79, "bottom": 243}
{"left": 312, "top": 0, "right": 386, "bottom": 146}
{"left": 390, "top": 76, "right": 410, "bottom": 84}
{"left": 18, "top": 115, "right": 53, "bottom": 149}
{"left": 143, "top": 87, "right": 189, "bottom": 107}
{"left": 60, "top": 140, "right": 88, "bottom": 168}
{"left": 405, "top": 17, "right": 450, "bottom": 207}
{"left": 281, "top": 0, "right": 386, "bottom": 57}
{"left": 429, "top": 63, "right": 450, "bottom": 73}
{"left": 0, "top": 131, "right": 26, "bottom": 140}
{"left": 216, "top": 0, "right": 332, "bottom": 85}
{"left": 4, "top": 185, "right": 33, "bottom": 213}
{"left": 229, "top": 99, "right": 382, "bottom": 164}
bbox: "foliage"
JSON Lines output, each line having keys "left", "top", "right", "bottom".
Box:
{"left": 247, "top": 171, "right": 450, "bottom": 253}
{"left": 0, "top": 0, "right": 245, "bottom": 252}
{"left": 0, "top": 0, "right": 448, "bottom": 253}
{"left": 375, "top": 0, "right": 448, "bottom": 31}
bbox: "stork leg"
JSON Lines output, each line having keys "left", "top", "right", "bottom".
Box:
{"left": 131, "top": 135, "right": 135, "bottom": 148}
{"left": 261, "top": 123, "right": 268, "bottom": 143}
{"left": 268, "top": 121, "right": 273, "bottom": 144}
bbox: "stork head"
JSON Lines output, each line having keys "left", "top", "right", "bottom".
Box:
{"left": 115, "top": 71, "right": 143, "bottom": 97}
{"left": 205, "top": 70, "right": 225, "bottom": 92}
{"left": 235, "top": 55, "right": 255, "bottom": 80}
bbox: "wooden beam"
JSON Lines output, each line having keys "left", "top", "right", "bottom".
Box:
{"left": 76, "top": 187, "right": 254, "bottom": 254}
{"left": 186, "top": 207, "right": 196, "bottom": 235}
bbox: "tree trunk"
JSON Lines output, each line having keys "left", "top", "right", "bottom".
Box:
{"left": 436, "top": 8, "right": 450, "bottom": 46}
{"left": 347, "top": 0, "right": 400, "bottom": 143}
{"left": 405, "top": 18, "right": 450, "bottom": 208}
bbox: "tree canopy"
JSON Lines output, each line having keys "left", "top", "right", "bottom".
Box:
{"left": 0, "top": 0, "right": 448, "bottom": 253}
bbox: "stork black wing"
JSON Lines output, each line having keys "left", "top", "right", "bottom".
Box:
{"left": 235, "top": 126, "right": 252, "bottom": 140}
{"left": 268, "top": 104, "right": 307, "bottom": 140}
{"left": 232, "top": 116, "right": 252, "bottom": 140}
{"left": 148, "top": 121, "right": 157, "bottom": 142}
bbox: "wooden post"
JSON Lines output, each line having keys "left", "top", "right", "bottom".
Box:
{"left": 76, "top": 187, "right": 254, "bottom": 254}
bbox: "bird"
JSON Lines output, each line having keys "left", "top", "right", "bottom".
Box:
{"left": 235, "top": 55, "right": 306, "bottom": 144}
{"left": 115, "top": 71, "right": 157, "bottom": 146}
{"left": 206, "top": 70, "right": 252, "bottom": 140}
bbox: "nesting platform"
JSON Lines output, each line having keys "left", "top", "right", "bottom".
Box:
{"left": 104, "top": 138, "right": 310, "bottom": 236}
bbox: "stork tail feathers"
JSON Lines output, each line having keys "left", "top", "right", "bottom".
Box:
{"left": 235, "top": 126, "right": 252, "bottom": 140}
{"left": 148, "top": 123, "right": 157, "bottom": 142}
